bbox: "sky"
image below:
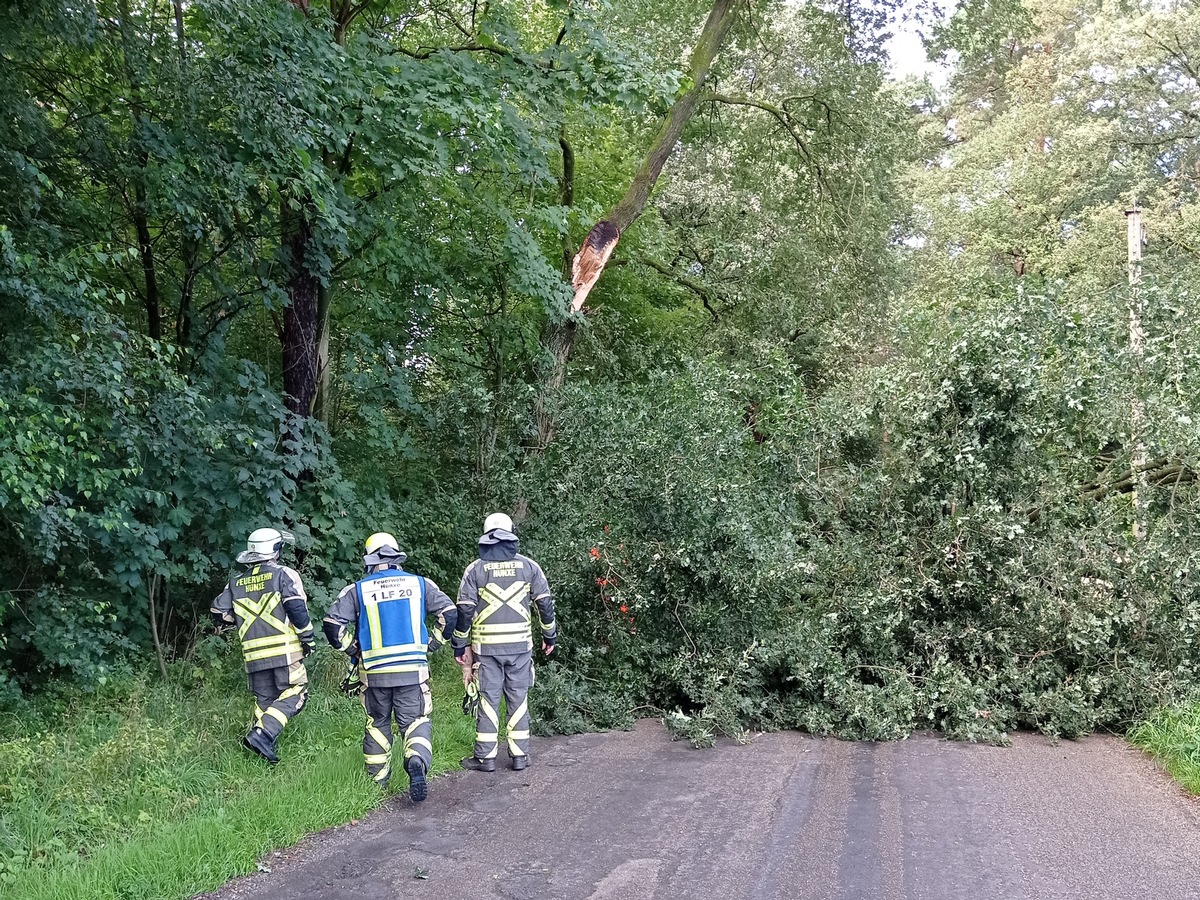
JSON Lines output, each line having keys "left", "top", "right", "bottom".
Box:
{"left": 882, "top": 0, "right": 959, "bottom": 84}
{"left": 885, "top": 26, "right": 936, "bottom": 79}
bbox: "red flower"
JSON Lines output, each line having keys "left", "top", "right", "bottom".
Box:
{"left": 619, "top": 604, "right": 628, "bottom": 613}
{"left": 596, "top": 577, "right": 609, "bottom": 587}
{"left": 588, "top": 547, "right": 601, "bottom": 560}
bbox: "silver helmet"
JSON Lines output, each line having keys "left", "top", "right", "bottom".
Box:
{"left": 236, "top": 527, "right": 294, "bottom": 565}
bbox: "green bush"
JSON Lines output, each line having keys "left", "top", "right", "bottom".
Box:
{"left": 0, "top": 235, "right": 380, "bottom": 688}
{"left": 519, "top": 283, "right": 1200, "bottom": 744}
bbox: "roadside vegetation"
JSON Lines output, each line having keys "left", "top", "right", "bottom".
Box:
{"left": 1130, "top": 702, "right": 1200, "bottom": 797}
{"left": 3, "top": 0, "right": 1200, "bottom": 894}
{"left": 0, "top": 649, "right": 474, "bottom": 899}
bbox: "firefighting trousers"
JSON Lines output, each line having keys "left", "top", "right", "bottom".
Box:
{"left": 473, "top": 654, "right": 533, "bottom": 761}
{"left": 362, "top": 682, "right": 433, "bottom": 786}
{"left": 247, "top": 662, "right": 309, "bottom": 740}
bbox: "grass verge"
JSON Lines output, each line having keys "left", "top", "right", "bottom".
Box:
{"left": 1128, "top": 700, "right": 1200, "bottom": 795}
{"left": 0, "top": 643, "right": 476, "bottom": 899}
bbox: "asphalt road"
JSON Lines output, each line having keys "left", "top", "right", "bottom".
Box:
{"left": 198, "top": 723, "right": 1200, "bottom": 900}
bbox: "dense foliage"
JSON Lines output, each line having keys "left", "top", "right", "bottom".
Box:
{"left": 528, "top": 280, "right": 1200, "bottom": 743}
{"left": 3, "top": 0, "right": 1200, "bottom": 744}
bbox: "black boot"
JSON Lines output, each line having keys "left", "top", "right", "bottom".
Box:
{"left": 511, "top": 754, "right": 529, "bottom": 771}
{"left": 405, "top": 757, "right": 428, "bottom": 802}
{"left": 243, "top": 727, "right": 279, "bottom": 765}
{"left": 460, "top": 755, "right": 495, "bottom": 772}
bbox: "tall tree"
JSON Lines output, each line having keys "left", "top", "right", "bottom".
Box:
{"left": 536, "top": 0, "right": 744, "bottom": 447}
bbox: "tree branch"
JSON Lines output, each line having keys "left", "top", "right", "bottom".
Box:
{"left": 703, "top": 92, "right": 819, "bottom": 172}
{"left": 637, "top": 255, "right": 721, "bottom": 321}
{"left": 1081, "top": 456, "right": 1196, "bottom": 501}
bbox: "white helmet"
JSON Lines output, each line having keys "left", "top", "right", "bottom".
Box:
{"left": 483, "top": 512, "right": 513, "bottom": 534}
{"left": 236, "top": 527, "right": 294, "bottom": 565}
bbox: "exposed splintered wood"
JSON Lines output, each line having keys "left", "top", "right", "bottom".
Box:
{"left": 570, "top": 220, "right": 620, "bottom": 313}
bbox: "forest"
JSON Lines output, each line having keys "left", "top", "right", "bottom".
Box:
{"left": 3, "top": 0, "right": 1200, "bottom": 758}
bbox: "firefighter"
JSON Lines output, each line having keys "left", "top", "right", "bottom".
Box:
{"left": 211, "top": 527, "right": 314, "bottom": 764}
{"left": 323, "top": 532, "right": 457, "bottom": 801}
{"left": 454, "top": 512, "right": 557, "bottom": 772}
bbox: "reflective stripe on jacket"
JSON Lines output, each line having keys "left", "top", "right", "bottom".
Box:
{"left": 455, "top": 551, "right": 555, "bottom": 657}
{"left": 213, "top": 563, "right": 310, "bottom": 673}
{"left": 357, "top": 571, "right": 428, "bottom": 676}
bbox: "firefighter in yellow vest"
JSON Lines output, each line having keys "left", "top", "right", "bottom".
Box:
{"left": 211, "top": 527, "right": 314, "bottom": 764}
{"left": 455, "top": 513, "right": 556, "bottom": 772}
{"left": 323, "top": 533, "right": 457, "bottom": 800}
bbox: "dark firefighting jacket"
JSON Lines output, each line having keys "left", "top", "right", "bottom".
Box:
{"left": 212, "top": 562, "right": 314, "bottom": 672}
{"left": 452, "top": 529, "right": 556, "bottom": 659}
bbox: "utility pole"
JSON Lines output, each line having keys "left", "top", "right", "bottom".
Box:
{"left": 1126, "top": 205, "right": 1147, "bottom": 541}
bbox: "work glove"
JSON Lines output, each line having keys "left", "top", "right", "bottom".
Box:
{"left": 301, "top": 640, "right": 315, "bottom": 658}
{"left": 428, "top": 634, "right": 444, "bottom": 654}
{"left": 461, "top": 679, "right": 480, "bottom": 717}
{"left": 339, "top": 659, "right": 363, "bottom": 696}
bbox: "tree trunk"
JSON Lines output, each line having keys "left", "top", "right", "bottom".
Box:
{"left": 132, "top": 176, "right": 163, "bottom": 341}
{"left": 559, "top": 128, "right": 575, "bottom": 273}
{"left": 280, "top": 0, "right": 357, "bottom": 436}
{"left": 173, "top": 0, "right": 199, "bottom": 362}
{"left": 311, "top": 282, "right": 333, "bottom": 423}
{"left": 117, "top": 0, "right": 163, "bottom": 342}
{"left": 281, "top": 197, "right": 320, "bottom": 427}
{"left": 147, "top": 573, "right": 168, "bottom": 680}
{"left": 176, "top": 236, "right": 198, "bottom": 354}
{"left": 601, "top": 0, "right": 741, "bottom": 243}
{"left": 531, "top": 130, "right": 580, "bottom": 450}
{"left": 535, "top": 0, "right": 742, "bottom": 447}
